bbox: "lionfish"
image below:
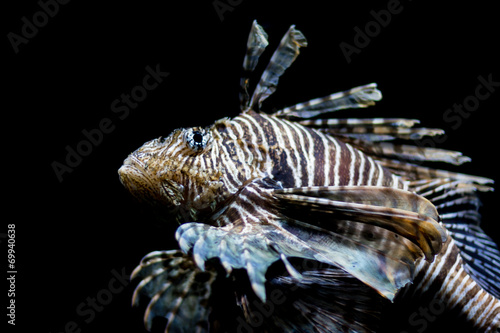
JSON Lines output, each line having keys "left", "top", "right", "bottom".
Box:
{"left": 118, "top": 21, "right": 500, "bottom": 332}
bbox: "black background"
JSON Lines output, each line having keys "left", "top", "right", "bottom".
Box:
{"left": 5, "top": 1, "right": 500, "bottom": 332}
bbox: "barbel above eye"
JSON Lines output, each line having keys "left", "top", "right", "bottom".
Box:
{"left": 183, "top": 128, "right": 211, "bottom": 152}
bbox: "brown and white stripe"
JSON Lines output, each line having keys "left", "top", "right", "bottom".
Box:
{"left": 211, "top": 111, "right": 499, "bottom": 330}
{"left": 217, "top": 111, "right": 406, "bottom": 192}
{"left": 409, "top": 235, "right": 500, "bottom": 331}
{"left": 121, "top": 20, "right": 500, "bottom": 333}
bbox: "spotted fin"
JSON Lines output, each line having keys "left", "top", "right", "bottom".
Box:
{"left": 131, "top": 250, "right": 216, "bottom": 333}
{"left": 176, "top": 178, "right": 446, "bottom": 303}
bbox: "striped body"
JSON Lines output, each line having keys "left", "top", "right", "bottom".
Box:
{"left": 121, "top": 108, "right": 500, "bottom": 331}
{"left": 219, "top": 112, "right": 500, "bottom": 331}
{"left": 119, "top": 21, "right": 500, "bottom": 332}
{"left": 119, "top": 110, "right": 403, "bottom": 222}
{"left": 215, "top": 111, "right": 403, "bottom": 191}
{"left": 407, "top": 236, "right": 500, "bottom": 331}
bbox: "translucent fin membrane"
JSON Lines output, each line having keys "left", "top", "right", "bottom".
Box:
{"left": 240, "top": 20, "right": 269, "bottom": 111}
{"left": 248, "top": 25, "right": 307, "bottom": 111}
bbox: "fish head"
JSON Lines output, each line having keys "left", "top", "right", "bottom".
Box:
{"left": 118, "top": 126, "right": 224, "bottom": 222}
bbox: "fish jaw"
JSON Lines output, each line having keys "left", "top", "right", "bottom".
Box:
{"left": 118, "top": 153, "right": 184, "bottom": 211}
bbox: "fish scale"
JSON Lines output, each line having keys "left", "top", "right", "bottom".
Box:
{"left": 119, "top": 20, "right": 500, "bottom": 332}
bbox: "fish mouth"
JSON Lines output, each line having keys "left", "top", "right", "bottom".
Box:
{"left": 118, "top": 155, "right": 173, "bottom": 208}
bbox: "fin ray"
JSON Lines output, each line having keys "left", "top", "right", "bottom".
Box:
{"left": 175, "top": 179, "right": 448, "bottom": 302}
{"left": 249, "top": 25, "right": 307, "bottom": 111}
{"left": 273, "top": 83, "right": 382, "bottom": 118}
{"left": 240, "top": 20, "right": 269, "bottom": 111}
{"left": 131, "top": 250, "right": 215, "bottom": 332}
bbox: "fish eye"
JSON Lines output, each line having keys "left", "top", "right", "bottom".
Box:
{"left": 183, "top": 128, "right": 210, "bottom": 152}
{"left": 193, "top": 132, "right": 203, "bottom": 144}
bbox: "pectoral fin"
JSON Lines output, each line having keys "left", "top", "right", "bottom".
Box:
{"left": 176, "top": 180, "right": 446, "bottom": 302}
